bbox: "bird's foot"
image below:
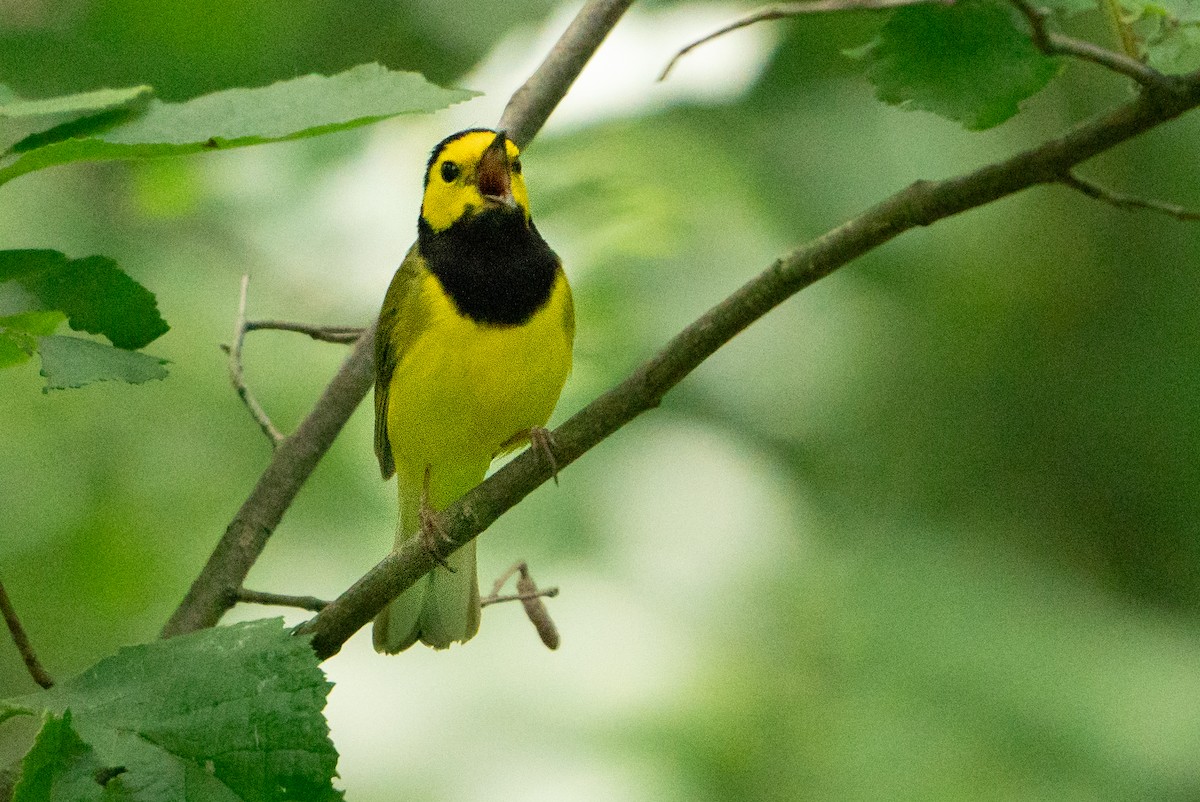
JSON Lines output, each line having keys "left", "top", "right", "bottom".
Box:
{"left": 419, "top": 465, "right": 455, "bottom": 572}
{"left": 530, "top": 425, "right": 556, "bottom": 482}
{"left": 499, "top": 426, "right": 561, "bottom": 484}
{"left": 527, "top": 426, "right": 560, "bottom": 485}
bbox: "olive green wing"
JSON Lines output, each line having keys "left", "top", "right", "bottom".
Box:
{"left": 374, "top": 244, "right": 430, "bottom": 479}
{"left": 557, "top": 262, "right": 575, "bottom": 344}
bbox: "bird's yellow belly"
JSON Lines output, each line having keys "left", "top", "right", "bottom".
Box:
{"left": 386, "top": 272, "right": 572, "bottom": 478}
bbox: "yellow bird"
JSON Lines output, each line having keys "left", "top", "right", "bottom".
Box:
{"left": 372, "top": 129, "right": 574, "bottom": 652}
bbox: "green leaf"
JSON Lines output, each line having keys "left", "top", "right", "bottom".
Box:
{"left": 11, "top": 710, "right": 111, "bottom": 802}
{"left": 1041, "top": 0, "right": 1100, "bottom": 15}
{"left": 0, "top": 310, "right": 66, "bottom": 336}
{"left": 0, "top": 250, "right": 168, "bottom": 349}
{"left": 858, "top": 0, "right": 1061, "bottom": 130}
{"left": 0, "top": 84, "right": 152, "bottom": 156}
{"left": 1125, "top": 0, "right": 1200, "bottom": 73}
{"left": 0, "top": 85, "right": 152, "bottom": 120}
{"left": 0, "top": 63, "right": 477, "bottom": 186}
{"left": 37, "top": 335, "right": 168, "bottom": 391}
{"left": 0, "top": 332, "right": 31, "bottom": 368}
{"left": 0, "top": 311, "right": 65, "bottom": 368}
{"left": 5, "top": 620, "right": 342, "bottom": 802}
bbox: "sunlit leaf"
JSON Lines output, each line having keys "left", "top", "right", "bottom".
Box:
{"left": 0, "top": 310, "right": 66, "bottom": 336}
{"left": 0, "top": 84, "right": 152, "bottom": 155}
{"left": 0, "top": 84, "right": 151, "bottom": 120}
{"left": 0, "top": 63, "right": 477, "bottom": 185}
{"left": 0, "top": 332, "right": 32, "bottom": 368}
{"left": 0, "top": 310, "right": 65, "bottom": 368}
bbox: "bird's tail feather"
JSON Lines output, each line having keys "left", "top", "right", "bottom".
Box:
{"left": 372, "top": 463, "right": 483, "bottom": 653}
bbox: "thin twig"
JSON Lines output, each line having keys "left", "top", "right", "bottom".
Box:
{"left": 234, "top": 588, "right": 330, "bottom": 612}
{"left": 244, "top": 320, "right": 364, "bottom": 344}
{"left": 0, "top": 578, "right": 54, "bottom": 689}
{"left": 479, "top": 588, "right": 560, "bottom": 608}
{"left": 659, "top": 0, "right": 946, "bottom": 81}
{"left": 162, "top": 0, "right": 637, "bottom": 640}
{"left": 228, "top": 275, "right": 285, "bottom": 447}
{"left": 1009, "top": 0, "right": 1179, "bottom": 91}
{"left": 485, "top": 561, "right": 528, "bottom": 599}
{"left": 1060, "top": 172, "right": 1200, "bottom": 220}
{"left": 299, "top": 78, "right": 1200, "bottom": 662}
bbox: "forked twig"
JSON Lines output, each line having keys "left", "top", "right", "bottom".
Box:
{"left": 1009, "top": 0, "right": 1179, "bottom": 91}
{"left": 227, "top": 275, "right": 285, "bottom": 446}
{"left": 0, "top": 578, "right": 54, "bottom": 689}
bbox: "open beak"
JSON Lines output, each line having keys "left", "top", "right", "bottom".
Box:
{"left": 476, "top": 130, "right": 515, "bottom": 208}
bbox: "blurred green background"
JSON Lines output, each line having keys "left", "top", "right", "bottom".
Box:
{"left": 3, "top": 1, "right": 1200, "bottom": 799}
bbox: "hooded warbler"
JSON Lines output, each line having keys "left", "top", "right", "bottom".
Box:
{"left": 372, "top": 129, "right": 574, "bottom": 653}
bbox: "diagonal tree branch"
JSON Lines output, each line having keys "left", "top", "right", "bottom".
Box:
{"left": 500, "top": 0, "right": 635, "bottom": 148}
{"left": 161, "top": 0, "right": 638, "bottom": 639}
{"left": 299, "top": 79, "right": 1200, "bottom": 660}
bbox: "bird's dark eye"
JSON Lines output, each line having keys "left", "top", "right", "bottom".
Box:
{"left": 511, "top": 158, "right": 522, "bottom": 175}
{"left": 440, "top": 161, "right": 460, "bottom": 182}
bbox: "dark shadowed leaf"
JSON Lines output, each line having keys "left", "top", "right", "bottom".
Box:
{"left": 1, "top": 620, "right": 342, "bottom": 802}
{"left": 0, "top": 250, "right": 167, "bottom": 350}
{"left": 857, "top": 0, "right": 1060, "bottom": 129}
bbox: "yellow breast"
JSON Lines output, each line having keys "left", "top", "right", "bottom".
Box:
{"left": 385, "top": 269, "right": 573, "bottom": 474}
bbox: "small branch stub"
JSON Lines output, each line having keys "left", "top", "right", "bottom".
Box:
{"left": 0, "top": 578, "right": 54, "bottom": 689}
{"left": 245, "top": 320, "right": 363, "bottom": 344}
{"left": 482, "top": 562, "right": 561, "bottom": 649}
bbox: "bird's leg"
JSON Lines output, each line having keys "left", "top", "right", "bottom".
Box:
{"left": 501, "top": 426, "right": 560, "bottom": 485}
{"left": 418, "top": 464, "right": 455, "bottom": 572}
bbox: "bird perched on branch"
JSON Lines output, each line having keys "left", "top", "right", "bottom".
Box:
{"left": 372, "top": 128, "right": 574, "bottom": 652}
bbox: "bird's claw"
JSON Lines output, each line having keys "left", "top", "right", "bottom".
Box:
{"left": 528, "top": 426, "right": 560, "bottom": 485}
{"left": 419, "top": 465, "right": 455, "bottom": 572}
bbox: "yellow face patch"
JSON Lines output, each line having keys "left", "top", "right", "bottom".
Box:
{"left": 420, "top": 130, "right": 530, "bottom": 233}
